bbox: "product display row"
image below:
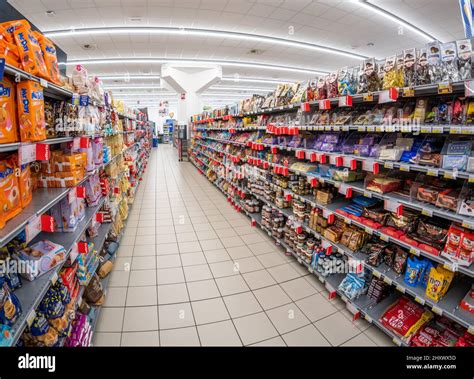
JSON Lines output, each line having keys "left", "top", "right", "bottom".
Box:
{"left": 0, "top": 29, "right": 154, "bottom": 346}
{"left": 189, "top": 71, "right": 474, "bottom": 347}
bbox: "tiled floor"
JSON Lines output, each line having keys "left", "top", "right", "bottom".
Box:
{"left": 93, "top": 145, "right": 394, "bottom": 347}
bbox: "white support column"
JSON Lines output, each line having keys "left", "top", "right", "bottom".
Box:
{"left": 161, "top": 64, "right": 222, "bottom": 124}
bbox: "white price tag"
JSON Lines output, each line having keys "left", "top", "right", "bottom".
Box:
{"left": 427, "top": 168, "right": 439, "bottom": 177}
{"left": 18, "top": 143, "right": 37, "bottom": 165}
{"left": 422, "top": 208, "right": 433, "bottom": 217}
{"left": 51, "top": 271, "right": 58, "bottom": 285}
{"left": 364, "top": 314, "right": 373, "bottom": 323}
{"left": 431, "top": 306, "right": 443, "bottom": 316}
{"left": 383, "top": 276, "right": 392, "bottom": 285}
{"left": 396, "top": 284, "right": 406, "bottom": 293}
{"left": 415, "top": 296, "right": 425, "bottom": 306}
{"left": 384, "top": 161, "right": 394, "bottom": 169}
{"left": 39, "top": 78, "right": 49, "bottom": 88}
{"left": 25, "top": 215, "right": 41, "bottom": 243}
{"left": 27, "top": 310, "right": 36, "bottom": 327}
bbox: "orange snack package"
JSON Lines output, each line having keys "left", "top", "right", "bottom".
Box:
{"left": 10, "top": 21, "right": 48, "bottom": 78}
{"left": 35, "top": 33, "right": 62, "bottom": 85}
{"left": 10, "top": 154, "right": 32, "bottom": 208}
{"left": 17, "top": 80, "right": 46, "bottom": 142}
{"left": 0, "top": 157, "right": 22, "bottom": 228}
{"left": 0, "top": 76, "right": 19, "bottom": 144}
{"left": 0, "top": 26, "right": 21, "bottom": 68}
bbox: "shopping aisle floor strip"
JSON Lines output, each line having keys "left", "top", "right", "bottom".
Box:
{"left": 93, "top": 146, "right": 394, "bottom": 347}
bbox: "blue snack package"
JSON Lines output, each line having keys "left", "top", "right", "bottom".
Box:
{"left": 420, "top": 261, "right": 434, "bottom": 288}
{"left": 39, "top": 288, "right": 65, "bottom": 319}
{"left": 0, "top": 278, "right": 21, "bottom": 326}
{"left": 30, "top": 312, "right": 50, "bottom": 337}
{"left": 404, "top": 256, "right": 424, "bottom": 286}
{"left": 0, "top": 324, "right": 13, "bottom": 346}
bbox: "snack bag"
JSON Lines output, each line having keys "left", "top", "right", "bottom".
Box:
{"left": 427, "top": 41, "right": 442, "bottom": 83}
{"left": 440, "top": 42, "right": 459, "bottom": 82}
{"left": 404, "top": 256, "right": 424, "bottom": 286}
{"left": 0, "top": 26, "right": 21, "bottom": 68}
{"left": 404, "top": 48, "right": 416, "bottom": 87}
{"left": 0, "top": 157, "right": 22, "bottom": 228}
{"left": 35, "top": 33, "right": 62, "bottom": 85}
{"left": 17, "top": 80, "right": 46, "bottom": 142}
{"left": 382, "top": 55, "right": 397, "bottom": 89}
{"left": 425, "top": 267, "right": 445, "bottom": 302}
{"left": 0, "top": 76, "right": 18, "bottom": 144}
{"left": 456, "top": 39, "right": 472, "bottom": 80}
{"left": 18, "top": 163, "right": 32, "bottom": 208}
{"left": 0, "top": 278, "right": 21, "bottom": 326}
{"left": 11, "top": 22, "right": 48, "bottom": 78}
{"left": 416, "top": 48, "right": 430, "bottom": 85}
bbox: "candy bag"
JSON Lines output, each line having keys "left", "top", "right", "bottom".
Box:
{"left": 416, "top": 48, "right": 430, "bottom": 85}
{"left": 17, "top": 80, "right": 46, "bottom": 142}
{"left": 456, "top": 39, "right": 472, "bottom": 80}
{"left": 440, "top": 42, "right": 459, "bottom": 82}
{"left": 427, "top": 41, "right": 442, "bottom": 83}
{"left": 404, "top": 256, "right": 424, "bottom": 286}
{"left": 404, "top": 48, "right": 416, "bottom": 87}
{"left": 425, "top": 267, "right": 445, "bottom": 302}
{"left": 382, "top": 55, "right": 398, "bottom": 89}
{"left": 0, "top": 76, "right": 18, "bottom": 144}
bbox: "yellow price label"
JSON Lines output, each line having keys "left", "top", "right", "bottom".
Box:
{"left": 373, "top": 270, "right": 381, "bottom": 278}
{"left": 403, "top": 87, "right": 415, "bottom": 97}
{"left": 438, "top": 82, "right": 453, "bottom": 94}
{"left": 431, "top": 306, "right": 443, "bottom": 316}
{"left": 363, "top": 93, "right": 374, "bottom": 102}
{"left": 396, "top": 284, "right": 405, "bottom": 293}
{"left": 422, "top": 209, "right": 433, "bottom": 217}
{"left": 380, "top": 234, "right": 389, "bottom": 242}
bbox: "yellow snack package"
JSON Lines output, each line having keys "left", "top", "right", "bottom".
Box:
{"left": 426, "top": 267, "right": 443, "bottom": 302}
{"left": 17, "top": 80, "right": 46, "bottom": 142}
{"left": 0, "top": 76, "right": 18, "bottom": 144}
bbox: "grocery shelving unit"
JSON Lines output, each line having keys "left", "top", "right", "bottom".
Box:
{"left": 189, "top": 77, "right": 474, "bottom": 345}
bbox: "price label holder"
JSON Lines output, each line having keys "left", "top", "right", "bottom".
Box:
{"left": 462, "top": 220, "right": 474, "bottom": 230}
{"left": 40, "top": 78, "right": 49, "bottom": 88}
{"left": 384, "top": 199, "right": 403, "bottom": 217}
{"left": 399, "top": 164, "right": 410, "bottom": 172}
{"left": 395, "top": 284, "right": 406, "bottom": 293}
{"left": 422, "top": 208, "right": 433, "bottom": 217}
{"left": 380, "top": 234, "right": 389, "bottom": 242}
{"left": 318, "top": 99, "right": 331, "bottom": 110}
{"left": 384, "top": 161, "right": 394, "bottom": 169}
{"left": 427, "top": 168, "right": 439, "bottom": 177}
{"left": 409, "top": 247, "right": 420, "bottom": 256}
{"left": 364, "top": 314, "right": 373, "bottom": 323}
{"left": 438, "top": 82, "right": 453, "bottom": 95}
{"left": 431, "top": 306, "right": 443, "bottom": 316}
{"left": 51, "top": 271, "right": 58, "bottom": 285}
{"left": 362, "top": 159, "right": 379, "bottom": 174}
{"left": 383, "top": 276, "right": 392, "bottom": 285}
{"left": 378, "top": 88, "right": 398, "bottom": 103}
{"left": 415, "top": 296, "right": 425, "bottom": 306}
{"left": 402, "top": 87, "right": 415, "bottom": 97}
{"left": 443, "top": 262, "right": 458, "bottom": 272}
{"left": 431, "top": 125, "right": 444, "bottom": 134}
{"left": 338, "top": 95, "right": 352, "bottom": 107}
{"left": 26, "top": 309, "right": 36, "bottom": 328}
{"left": 363, "top": 92, "right": 373, "bottom": 102}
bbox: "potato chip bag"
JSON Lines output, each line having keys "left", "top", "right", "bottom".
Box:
{"left": 0, "top": 77, "right": 18, "bottom": 144}
{"left": 0, "top": 157, "right": 22, "bottom": 228}
{"left": 11, "top": 22, "right": 48, "bottom": 78}
{"left": 17, "top": 80, "right": 46, "bottom": 142}
{"left": 35, "top": 33, "right": 61, "bottom": 85}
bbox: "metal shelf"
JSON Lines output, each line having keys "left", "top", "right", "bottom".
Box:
{"left": 4, "top": 64, "right": 74, "bottom": 100}
{"left": 10, "top": 197, "right": 105, "bottom": 346}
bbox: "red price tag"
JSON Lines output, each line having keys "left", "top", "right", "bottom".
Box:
{"left": 301, "top": 102, "right": 310, "bottom": 112}
{"left": 378, "top": 87, "right": 398, "bottom": 103}
{"left": 35, "top": 144, "right": 50, "bottom": 161}
{"left": 270, "top": 146, "right": 277, "bottom": 154}
{"left": 95, "top": 213, "right": 104, "bottom": 223}
{"left": 318, "top": 99, "right": 331, "bottom": 110}
{"left": 309, "top": 152, "right": 317, "bottom": 163}
{"left": 309, "top": 177, "right": 317, "bottom": 187}
{"left": 40, "top": 215, "right": 55, "bottom": 232}
{"left": 76, "top": 186, "right": 86, "bottom": 198}
{"left": 338, "top": 95, "right": 352, "bottom": 107}
{"left": 77, "top": 241, "right": 89, "bottom": 254}
{"left": 80, "top": 137, "right": 90, "bottom": 148}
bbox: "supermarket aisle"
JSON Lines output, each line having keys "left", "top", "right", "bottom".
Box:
{"left": 93, "top": 145, "right": 394, "bottom": 347}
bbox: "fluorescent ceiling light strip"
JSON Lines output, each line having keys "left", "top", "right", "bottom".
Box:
{"left": 99, "top": 75, "right": 291, "bottom": 84}
{"left": 208, "top": 86, "right": 272, "bottom": 92}
{"left": 105, "top": 85, "right": 270, "bottom": 92}
{"left": 45, "top": 26, "right": 367, "bottom": 60}
{"left": 60, "top": 58, "right": 326, "bottom": 76}
{"left": 356, "top": 0, "right": 437, "bottom": 42}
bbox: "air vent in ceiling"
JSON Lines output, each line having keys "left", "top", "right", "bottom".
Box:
{"left": 128, "top": 17, "right": 143, "bottom": 23}
{"left": 247, "top": 49, "right": 264, "bottom": 55}
{"left": 81, "top": 43, "right": 97, "bottom": 51}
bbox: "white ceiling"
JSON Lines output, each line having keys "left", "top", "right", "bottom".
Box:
{"left": 8, "top": 0, "right": 465, "bottom": 106}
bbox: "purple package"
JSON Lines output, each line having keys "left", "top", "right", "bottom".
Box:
{"left": 313, "top": 134, "right": 326, "bottom": 150}
{"left": 279, "top": 136, "right": 289, "bottom": 147}
{"left": 80, "top": 145, "right": 95, "bottom": 172}
{"left": 85, "top": 174, "right": 102, "bottom": 207}
{"left": 92, "top": 137, "right": 104, "bottom": 166}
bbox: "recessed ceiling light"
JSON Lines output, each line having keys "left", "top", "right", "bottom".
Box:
{"left": 248, "top": 49, "right": 264, "bottom": 55}
{"left": 367, "top": 42, "right": 374, "bottom": 47}
{"left": 45, "top": 10, "right": 56, "bottom": 17}
{"left": 128, "top": 17, "right": 143, "bottom": 23}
